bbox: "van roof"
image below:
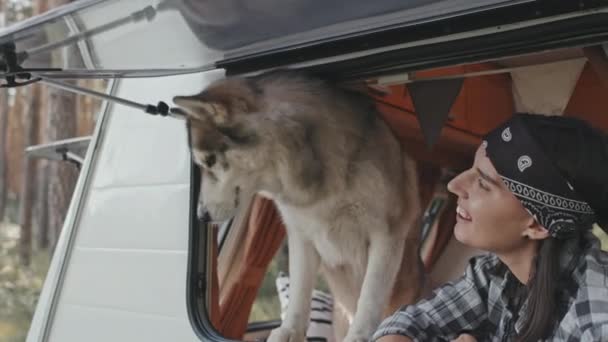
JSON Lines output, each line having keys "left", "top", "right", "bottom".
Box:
{"left": 2, "top": 0, "right": 607, "bottom": 81}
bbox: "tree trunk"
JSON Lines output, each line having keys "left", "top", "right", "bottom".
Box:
{"left": 0, "top": 90, "right": 9, "bottom": 222}
{"left": 0, "top": 0, "right": 9, "bottom": 223}
{"left": 45, "top": 85, "right": 78, "bottom": 250}
{"left": 34, "top": 161, "right": 50, "bottom": 250}
{"left": 41, "top": 0, "right": 77, "bottom": 250}
{"left": 18, "top": 85, "right": 41, "bottom": 265}
{"left": 6, "top": 83, "right": 25, "bottom": 208}
{"left": 33, "top": 86, "right": 50, "bottom": 250}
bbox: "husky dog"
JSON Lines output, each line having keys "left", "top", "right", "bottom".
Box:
{"left": 173, "top": 71, "right": 424, "bottom": 342}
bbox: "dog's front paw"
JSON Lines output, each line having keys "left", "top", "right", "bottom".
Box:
{"left": 343, "top": 331, "right": 372, "bottom": 342}
{"left": 267, "top": 326, "right": 305, "bottom": 342}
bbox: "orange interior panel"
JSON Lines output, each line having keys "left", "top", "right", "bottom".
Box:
{"left": 564, "top": 62, "right": 608, "bottom": 132}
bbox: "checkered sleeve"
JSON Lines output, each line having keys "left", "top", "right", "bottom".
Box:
{"left": 575, "top": 257, "right": 608, "bottom": 342}
{"left": 372, "top": 256, "right": 495, "bottom": 342}
{"left": 580, "top": 324, "right": 608, "bottom": 342}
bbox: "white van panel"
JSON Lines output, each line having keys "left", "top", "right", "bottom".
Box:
{"left": 53, "top": 248, "right": 188, "bottom": 318}
{"left": 28, "top": 70, "right": 224, "bottom": 342}
{"left": 90, "top": 114, "right": 191, "bottom": 188}
{"left": 48, "top": 304, "right": 197, "bottom": 342}
{"left": 75, "top": 185, "right": 190, "bottom": 251}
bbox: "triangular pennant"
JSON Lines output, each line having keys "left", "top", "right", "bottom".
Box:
{"left": 408, "top": 78, "right": 464, "bottom": 148}
{"left": 510, "top": 58, "right": 586, "bottom": 115}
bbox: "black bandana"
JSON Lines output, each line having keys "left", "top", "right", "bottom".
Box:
{"left": 483, "top": 115, "right": 596, "bottom": 239}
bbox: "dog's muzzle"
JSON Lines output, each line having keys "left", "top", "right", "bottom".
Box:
{"left": 197, "top": 203, "right": 212, "bottom": 223}
{"left": 197, "top": 202, "right": 233, "bottom": 226}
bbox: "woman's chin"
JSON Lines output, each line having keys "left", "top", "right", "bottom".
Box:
{"left": 454, "top": 221, "right": 473, "bottom": 246}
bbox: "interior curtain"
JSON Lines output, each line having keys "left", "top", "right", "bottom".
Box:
{"left": 214, "top": 196, "right": 286, "bottom": 339}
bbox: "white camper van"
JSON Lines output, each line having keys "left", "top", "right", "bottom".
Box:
{"left": 0, "top": 0, "right": 607, "bottom": 341}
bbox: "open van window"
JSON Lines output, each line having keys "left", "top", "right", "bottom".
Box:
{"left": 1, "top": 1, "right": 608, "bottom": 342}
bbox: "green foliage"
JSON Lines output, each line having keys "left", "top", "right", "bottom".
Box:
{"left": 248, "top": 245, "right": 284, "bottom": 323}
{"left": 0, "top": 224, "right": 50, "bottom": 342}
{"left": 248, "top": 242, "right": 330, "bottom": 323}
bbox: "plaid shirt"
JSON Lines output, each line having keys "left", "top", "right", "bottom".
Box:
{"left": 373, "top": 232, "right": 608, "bottom": 341}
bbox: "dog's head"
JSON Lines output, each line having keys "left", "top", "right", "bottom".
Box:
{"left": 174, "top": 77, "right": 270, "bottom": 222}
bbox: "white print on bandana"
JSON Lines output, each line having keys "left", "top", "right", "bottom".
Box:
{"left": 501, "top": 127, "right": 512, "bottom": 142}
{"left": 518, "top": 155, "right": 532, "bottom": 172}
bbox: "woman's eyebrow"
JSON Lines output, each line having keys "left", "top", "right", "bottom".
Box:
{"left": 476, "top": 167, "right": 500, "bottom": 186}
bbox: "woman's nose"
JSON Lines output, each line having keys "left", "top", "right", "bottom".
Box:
{"left": 447, "top": 171, "right": 469, "bottom": 199}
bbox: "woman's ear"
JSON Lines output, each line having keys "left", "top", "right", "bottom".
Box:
{"left": 522, "top": 216, "right": 550, "bottom": 240}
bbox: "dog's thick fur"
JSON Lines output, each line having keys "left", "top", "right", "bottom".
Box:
{"left": 174, "top": 71, "right": 425, "bottom": 342}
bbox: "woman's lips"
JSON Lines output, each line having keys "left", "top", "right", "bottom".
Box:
{"left": 456, "top": 205, "right": 472, "bottom": 221}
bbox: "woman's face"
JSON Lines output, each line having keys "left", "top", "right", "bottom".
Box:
{"left": 447, "top": 145, "right": 539, "bottom": 254}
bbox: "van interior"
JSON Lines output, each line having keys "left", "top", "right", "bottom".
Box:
{"left": 210, "top": 46, "right": 608, "bottom": 342}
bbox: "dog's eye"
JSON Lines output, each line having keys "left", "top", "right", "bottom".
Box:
{"left": 205, "top": 154, "right": 217, "bottom": 168}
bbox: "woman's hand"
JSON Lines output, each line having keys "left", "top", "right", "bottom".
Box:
{"left": 451, "top": 333, "right": 478, "bottom": 342}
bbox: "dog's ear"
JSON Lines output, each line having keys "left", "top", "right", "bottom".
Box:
{"left": 173, "top": 95, "right": 230, "bottom": 125}
{"left": 189, "top": 116, "right": 236, "bottom": 153}
{"left": 187, "top": 109, "right": 259, "bottom": 151}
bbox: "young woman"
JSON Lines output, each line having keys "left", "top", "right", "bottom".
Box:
{"left": 373, "top": 113, "right": 608, "bottom": 341}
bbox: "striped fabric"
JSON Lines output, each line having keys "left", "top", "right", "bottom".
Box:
{"left": 276, "top": 272, "right": 335, "bottom": 342}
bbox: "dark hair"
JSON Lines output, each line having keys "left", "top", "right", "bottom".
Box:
{"left": 515, "top": 114, "right": 608, "bottom": 341}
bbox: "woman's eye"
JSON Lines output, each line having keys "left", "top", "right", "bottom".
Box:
{"left": 478, "top": 178, "right": 490, "bottom": 191}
